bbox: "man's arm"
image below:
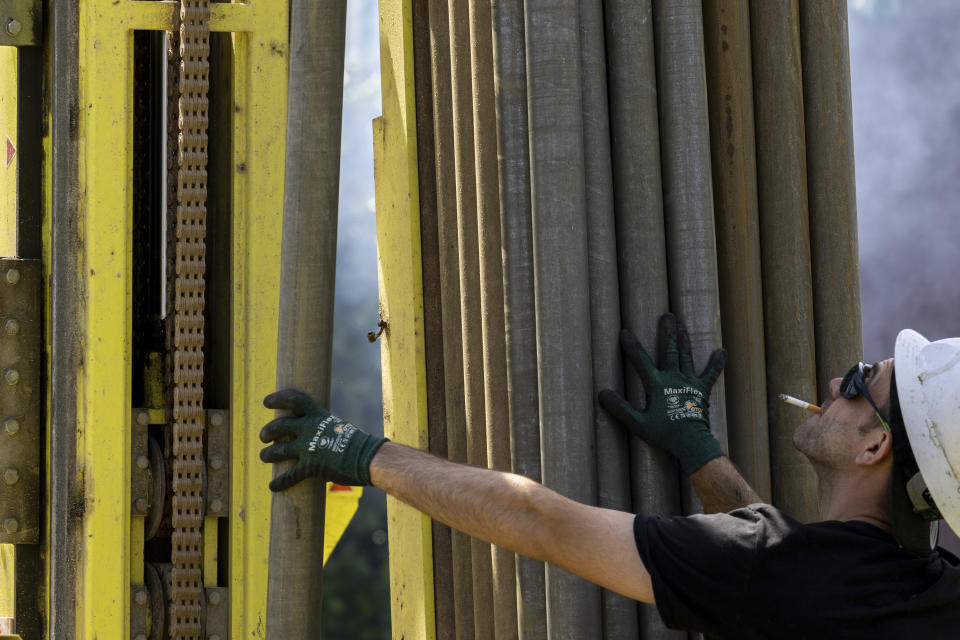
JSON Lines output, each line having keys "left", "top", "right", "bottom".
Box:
{"left": 370, "top": 441, "right": 655, "bottom": 604}
{"left": 689, "top": 456, "right": 762, "bottom": 513}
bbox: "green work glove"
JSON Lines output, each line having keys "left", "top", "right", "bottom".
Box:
{"left": 259, "top": 389, "right": 389, "bottom": 492}
{"left": 599, "top": 313, "right": 727, "bottom": 474}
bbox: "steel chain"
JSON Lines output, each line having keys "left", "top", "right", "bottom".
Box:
{"left": 171, "top": 0, "right": 210, "bottom": 637}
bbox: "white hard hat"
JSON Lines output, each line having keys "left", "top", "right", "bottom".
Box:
{"left": 894, "top": 329, "right": 960, "bottom": 536}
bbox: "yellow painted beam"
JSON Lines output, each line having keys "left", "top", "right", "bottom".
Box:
{"left": 0, "top": 47, "right": 16, "bottom": 256}
{"left": 76, "top": 0, "right": 136, "bottom": 636}
{"left": 117, "top": 0, "right": 257, "bottom": 34}
{"left": 228, "top": 5, "right": 288, "bottom": 636}
{"left": 374, "top": 0, "right": 435, "bottom": 637}
{"left": 204, "top": 516, "right": 218, "bottom": 588}
{"left": 324, "top": 484, "right": 363, "bottom": 565}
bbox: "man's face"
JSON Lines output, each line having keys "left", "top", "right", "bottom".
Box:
{"left": 792, "top": 358, "right": 894, "bottom": 469}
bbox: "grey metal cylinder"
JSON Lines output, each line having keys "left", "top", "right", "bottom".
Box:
{"left": 267, "top": 1, "right": 347, "bottom": 636}
{"left": 750, "top": 0, "right": 820, "bottom": 523}
{"left": 490, "top": 0, "right": 548, "bottom": 635}
{"left": 449, "top": 0, "right": 496, "bottom": 635}
{"left": 579, "top": 0, "right": 638, "bottom": 637}
{"left": 604, "top": 0, "right": 678, "bottom": 635}
{"left": 702, "top": 0, "right": 771, "bottom": 501}
{"left": 469, "top": 0, "right": 519, "bottom": 635}
{"left": 799, "top": 0, "right": 863, "bottom": 397}
{"left": 524, "top": 0, "right": 601, "bottom": 637}
{"left": 652, "top": 0, "right": 727, "bottom": 518}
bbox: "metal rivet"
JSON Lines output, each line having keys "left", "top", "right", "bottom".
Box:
{"left": 210, "top": 498, "right": 223, "bottom": 514}
{"left": 209, "top": 455, "right": 223, "bottom": 470}
{"left": 136, "top": 411, "right": 149, "bottom": 426}
{"left": 3, "top": 518, "right": 19, "bottom": 534}
{"left": 3, "top": 418, "right": 19, "bottom": 435}
{"left": 3, "top": 468, "right": 19, "bottom": 486}
{"left": 4, "top": 369, "right": 19, "bottom": 385}
{"left": 207, "top": 590, "right": 221, "bottom": 606}
{"left": 5, "top": 19, "right": 21, "bottom": 37}
{"left": 134, "top": 589, "right": 148, "bottom": 606}
{"left": 209, "top": 412, "right": 223, "bottom": 427}
{"left": 4, "top": 319, "right": 19, "bottom": 336}
{"left": 136, "top": 455, "right": 150, "bottom": 470}
{"left": 135, "top": 497, "right": 148, "bottom": 513}
{"left": 4, "top": 269, "right": 20, "bottom": 285}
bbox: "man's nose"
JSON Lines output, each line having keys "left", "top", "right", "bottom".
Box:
{"left": 829, "top": 377, "right": 843, "bottom": 399}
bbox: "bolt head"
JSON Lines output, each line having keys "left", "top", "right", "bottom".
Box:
{"left": 5, "top": 19, "right": 21, "bottom": 37}
{"left": 4, "top": 369, "right": 19, "bottom": 385}
{"left": 4, "top": 268, "right": 20, "bottom": 285}
{"left": 4, "top": 319, "right": 19, "bottom": 336}
{"left": 207, "top": 589, "right": 222, "bottom": 605}
{"left": 3, "top": 468, "right": 19, "bottom": 485}
{"left": 136, "top": 411, "right": 149, "bottom": 426}
{"left": 209, "top": 455, "right": 223, "bottom": 470}
{"left": 210, "top": 498, "right": 223, "bottom": 514}
{"left": 136, "top": 455, "right": 150, "bottom": 470}
{"left": 134, "top": 588, "right": 148, "bottom": 605}
{"left": 3, "top": 518, "right": 19, "bottom": 534}
{"left": 135, "top": 497, "right": 149, "bottom": 513}
{"left": 209, "top": 411, "right": 223, "bottom": 427}
{"left": 3, "top": 418, "right": 19, "bottom": 435}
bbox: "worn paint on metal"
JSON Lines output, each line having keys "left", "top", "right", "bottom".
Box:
{"left": 703, "top": 0, "right": 772, "bottom": 501}
{"left": 0, "top": 48, "right": 16, "bottom": 256}
{"left": 375, "top": 0, "right": 436, "bottom": 637}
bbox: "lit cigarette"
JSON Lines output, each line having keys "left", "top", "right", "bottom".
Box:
{"left": 779, "top": 394, "right": 821, "bottom": 413}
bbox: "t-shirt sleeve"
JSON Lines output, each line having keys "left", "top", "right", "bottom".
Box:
{"left": 634, "top": 507, "right": 763, "bottom": 635}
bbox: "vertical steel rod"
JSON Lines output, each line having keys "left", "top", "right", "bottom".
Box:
{"left": 449, "top": 0, "right": 496, "bottom": 635}
{"left": 653, "top": 0, "right": 728, "bottom": 517}
{"left": 413, "top": 0, "right": 456, "bottom": 635}
{"left": 524, "top": 1, "right": 601, "bottom": 637}
{"left": 430, "top": 0, "right": 476, "bottom": 637}
{"left": 750, "top": 0, "right": 820, "bottom": 523}
{"left": 468, "top": 0, "right": 520, "bottom": 635}
{"left": 604, "top": 0, "right": 679, "bottom": 635}
{"left": 799, "top": 0, "right": 863, "bottom": 397}
{"left": 702, "top": 0, "right": 771, "bottom": 500}
{"left": 579, "top": 0, "right": 638, "bottom": 637}
{"left": 266, "top": 1, "right": 347, "bottom": 636}
{"left": 490, "top": 0, "right": 548, "bottom": 636}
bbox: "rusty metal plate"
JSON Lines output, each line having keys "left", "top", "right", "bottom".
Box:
{"left": 0, "top": 258, "right": 41, "bottom": 544}
{"left": 131, "top": 409, "right": 150, "bottom": 517}
{"left": 205, "top": 410, "right": 229, "bottom": 518}
{"left": 0, "top": 0, "right": 42, "bottom": 47}
{"left": 205, "top": 587, "right": 229, "bottom": 639}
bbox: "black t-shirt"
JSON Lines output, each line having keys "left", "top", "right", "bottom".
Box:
{"left": 634, "top": 504, "right": 960, "bottom": 639}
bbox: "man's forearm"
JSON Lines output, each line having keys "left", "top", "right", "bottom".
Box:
{"left": 690, "top": 455, "right": 763, "bottom": 513}
{"left": 369, "top": 441, "right": 654, "bottom": 603}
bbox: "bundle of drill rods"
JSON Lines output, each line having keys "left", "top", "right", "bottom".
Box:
{"left": 411, "top": 1, "right": 861, "bottom": 638}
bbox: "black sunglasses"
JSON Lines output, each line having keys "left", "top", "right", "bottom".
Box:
{"left": 839, "top": 362, "right": 891, "bottom": 432}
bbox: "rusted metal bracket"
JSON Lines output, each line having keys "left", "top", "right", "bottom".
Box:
{"left": 0, "top": 0, "right": 42, "bottom": 47}
{"left": 0, "top": 258, "right": 41, "bottom": 544}
{"left": 205, "top": 587, "right": 229, "bottom": 639}
{"left": 205, "top": 409, "right": 229, "bottom": 519}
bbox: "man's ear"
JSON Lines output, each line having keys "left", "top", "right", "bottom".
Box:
{"left": 855, "top": 428, "right": 893, "bottom": 467}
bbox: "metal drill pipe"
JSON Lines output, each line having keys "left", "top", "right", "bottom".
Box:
{"left": 702, "top": 0, "right": 772, "bottom": 501}
{"left": 749, "top": 0, "right": 820, "bottom": 523}
{"left": 652, "top": 0, "right": 728, "bottom": 518}
{"left": 799, "top": 0, "right": 863, "bottom": 400}
{"left": 490, "top": 0, "right": 548, "bottom": 636}
{"left": 266, "top": 1, "right": 346, "bottom": 636}
{"left": 604, "top": 0, "right": 679, "bottom": 635}
{"left": 524, "top": 1, "right": 601, "bottom": 637}
{"left": 579, "top": 0, "right": 638, "bottom": 637}
{"left": 412, "top": 0, "right": 456, "bottom": 635}
{"left": 449, "top": 0, "right": 496, "bottom": 635}
{"left": 430, "top": 0, "right": 476, "bottom": 637}
{"left": 468, "top": 0, "right": 520, "bottom": 635}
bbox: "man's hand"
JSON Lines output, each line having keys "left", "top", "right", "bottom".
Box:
{"left": 599, "top": 313, "right": 726, "bottom": 474}
{"left": 259, "top": 389, "right": 389, "bottom": 492}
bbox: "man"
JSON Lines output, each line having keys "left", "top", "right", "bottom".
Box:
{"left": 260, "top": 314, "right": 960, "bottom": 637}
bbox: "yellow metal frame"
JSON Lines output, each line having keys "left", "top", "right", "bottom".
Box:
{"left": 71, "top": 1, "right": 287, "bottom": 637}
{"left": 375, "top": 0, "right": 436, "bottom": 637}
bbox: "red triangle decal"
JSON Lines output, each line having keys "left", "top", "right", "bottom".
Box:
{"left": 5, "top": 137, "right": 15, "bottom": 168}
